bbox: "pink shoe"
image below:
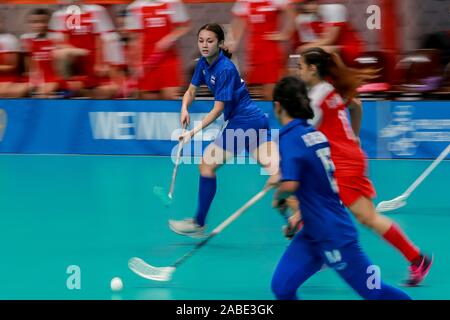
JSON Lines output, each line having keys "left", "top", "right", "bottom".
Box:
{"left": 404, "top": 254, "right": 433, "bottom": 287}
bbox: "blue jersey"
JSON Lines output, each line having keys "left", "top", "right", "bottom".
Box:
{"left": 191, "top": 50, "right": 264, "bottom": 121}
{"left": 279, "top": 119, "right": 358, "bottom": 247}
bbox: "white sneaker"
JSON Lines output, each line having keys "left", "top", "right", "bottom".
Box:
{"left": 168, "top": 218, "right": 206, "bottom": 238}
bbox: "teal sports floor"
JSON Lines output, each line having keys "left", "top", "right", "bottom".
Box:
{"left": 0, "top": 155, "right": 448, "bottom": 300}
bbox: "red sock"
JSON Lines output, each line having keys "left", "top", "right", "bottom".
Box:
{"left": 382, "top": 224, "right": 421, "bottom": 263}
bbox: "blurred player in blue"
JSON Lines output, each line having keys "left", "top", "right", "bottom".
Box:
{"left": 271, "top": 76, "right": 411, "bottom": 300}
{"left": 169, "top": 23, "right": 279, "bottom": 237}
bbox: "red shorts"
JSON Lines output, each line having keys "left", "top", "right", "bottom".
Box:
{"left": 138, "top": 59, "right": 181, "bottom": 92}
{"left": 245, "top": 59, "right": 283, "bottom": 85}
{"left": 336, "top": 174, "right": 377, "bottom": 207}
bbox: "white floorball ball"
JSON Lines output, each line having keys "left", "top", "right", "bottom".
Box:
{"left": 110, "top": 277, "right": 123, "bottom": 292}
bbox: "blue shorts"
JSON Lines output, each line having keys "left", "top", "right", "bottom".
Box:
{"left": 213, "top": 115, "right": 272, "bottom": 155}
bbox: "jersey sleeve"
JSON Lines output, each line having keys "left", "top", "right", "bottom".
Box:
{"left": 190, "top": 61, "right": 205, "bottom": 87}
{"left": 279, "top": 139, "right": 304, "bottom": 182}
{"left": 280, "top": 150, "right": 302, "bottom": 181}
{"left": 168, "top": 0, "right": 190, "bottom": 24}
{"left": 92, "top": 5, "right": 115, "bottom": 34}
{"left": 19, "top": 34, "right": 33, "bottom": 53}
{"left": 214, "top": 69, "right": 234, "bottom": 102}
{"left": 102, "top": 32, "right": 125, "bottom": 66}
{"left": 319, "top": 4, "right": 347, "bottom": 26}
{"left": 272, "top": 0, "right": 290, "bottom": 10}
{"left": 125, "top": 5, "right": 143, "bottom": 32}
{"left": 231, "top": 0, "right": 249, "bottom": 17}
{"left": 0, "top": 34, "right": 20, "bottom": 53}
{"left": 48, "top": 11, "right": 67, "bottom": 33}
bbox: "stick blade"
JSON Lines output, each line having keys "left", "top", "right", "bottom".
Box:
{"left": 153, "top": 186, "right": 172, "bottom": 207}
{"left": 128, "top": 257, "right": 175, "bottom": 282}
{"left": 376, "top": 195, "right": 407, "bottom": 213}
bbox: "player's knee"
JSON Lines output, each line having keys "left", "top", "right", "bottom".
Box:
{"left": 199, "top": 162, "right": 215, "bottom": 177}
{"left": 355, "top": 209, "right": 377, "bottom": 228}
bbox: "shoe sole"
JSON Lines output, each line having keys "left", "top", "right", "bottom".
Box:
{"left": 168, "top": 222, "right": 207, "bottom": 239}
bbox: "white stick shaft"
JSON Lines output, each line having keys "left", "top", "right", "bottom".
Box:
{"left": 212, "top": 186, "right": 272, "bottom": 234}
{"left": 168, "top": 126, "right": 186, "bottom": 197}
{"left": 403, "top": 143, "right": 450, "bottom": 197}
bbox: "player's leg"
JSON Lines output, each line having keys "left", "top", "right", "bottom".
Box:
{"left": 169, "top": 142, "right": 234, "bottom": 237}
{"left": 348, "top": 195, "right": 433, "bottom": 286}
{"left": 326, "top": 242, "right": 411, "bottom": 300}
{"left": 159, "top": 87, "right": 180, "bottom": 100}
{"left": 261, "top": 83, "right": 275, "bottom": 100}
{"left": 35, "top": 82, "right": 59, "bottom": 98}
{"left": 0, "top": 82, "right": 10, "bottom": 97}
{"left": 139, "top": 91, "right": 159, "bottom": 100}
{"left": 272, "top": 234, "right": 323, "bottom": 300}
{"left": 9, "top": 82, "right": 31, "bottom": 98}
{"left": 94, "top": 83, "right": 119, "bottom": 99}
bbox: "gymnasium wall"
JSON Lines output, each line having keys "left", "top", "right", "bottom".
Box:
{"left": 0, "top": 99, "right": 448, "bottom": 159}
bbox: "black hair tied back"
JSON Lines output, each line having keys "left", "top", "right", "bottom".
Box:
{"left": 273, "top": 76, "right": 314, "bottom": 120}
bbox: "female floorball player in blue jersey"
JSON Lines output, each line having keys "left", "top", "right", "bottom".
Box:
{"left": 271, "top": 76, "right": 411, "bottom": 300}
{"left": 169, "top": 23, "right": 279, "bottom": 237}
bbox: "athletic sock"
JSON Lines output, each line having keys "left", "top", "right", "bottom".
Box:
{"left": 194, "top": 175, "right": 217, "bottom": 227}
{"left": 382, "top": 223, "right": 421, "bottom": 263}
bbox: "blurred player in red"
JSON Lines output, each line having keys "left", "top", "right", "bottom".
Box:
{"left": 228, "top": 0, "right": 296, "bottom": 100}
{"left": 125, "top": 0, "right": 191, "bottom": 100}
{"left": 94, "top": 31, "right": 127, "bottom": 99}
{"left": 291, "top": 0, "right": 322, "bottom": 50}
{"left": 295, "top": 0, "right": 365, "bottom": 67}
{"left": 295, "top": 47, "right": 433, "bottom": 287}
{"left": 21, "top": 8, "right": 65, "bottom": 98}
{"left": 0, "top": 13, "right": 27, "bottom": 98}
{"left": 49, "top": 0, "right": 115, "bottom": 97}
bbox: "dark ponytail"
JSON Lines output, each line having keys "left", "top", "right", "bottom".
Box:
{"left": 197, "top": 23, "right": 232, "bottom": 59}
{"left": 302, "top": 47, "right": 379, "bottom": 101}
{"left": 273, "top": 76, "right": 314, "bottom": 120}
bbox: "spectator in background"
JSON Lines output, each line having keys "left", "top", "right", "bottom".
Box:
{"left": 125, "top": 0, "right": 191, "bottom": 100}
{"left": 49, "top": 0, "right": 115, "bottom": 97}
{"left": 228, "top": 0, "right": 296, "bottom": 100}
{"left": 292, "top": 0, "right": 323, "bottom": 50}
{"left": 21, "top": 8, "right": 65, "bottom": 98}
{"left": 0, "top": 13, "right": 28, "bottom": 98}
{"left": 93, "top": 31, "right": 127, "bottom": 99}
{"left": 296, "top": 0, "right": 365, "bottom": 67}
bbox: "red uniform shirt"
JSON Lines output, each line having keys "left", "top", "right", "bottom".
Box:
{"left": 294, "top": 13, "right": 323, "bottom": 45}
{"left": 21, "top": 33, "right": 63, "bottom": 84}
{"left": 49, "top": 4, "right": 114, "bottom": 81}
{"left": 126, "top": 0, "right": 190, "bottom": 63}
{"left": 308, "top": 81, "right": 366, "bottom": 177}
{"left": 319, "top": 4, "right": 365, "bottom": 64}
{"left": 125, "top": 0, "right": 189, "bottom": 91}
{"left": 0, "top": 33, "right": 20, "bottom": 82}
{"left": 232, "top": 0, "right": 289, "bottom": 64}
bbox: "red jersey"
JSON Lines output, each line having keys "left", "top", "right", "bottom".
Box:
{"left": 21, "top": 33, "right": 63, "bottom": 84}
{"left": 0, "top": 33, "right": 20, "bottom": 82}
{"left": 49, "top": 4, "right": 114, "bottom": 57}
{"left": 294, "top": 13, "right": 323, "bottom": 45}
{"left": 308, "top": 81, "right": 366, "bottom": 177}
{"left": 319, "top": 4, "right": 365, "bottom": 64}
{"left": 232, "top": 0, "right": 289, "bottom": 63}
{"left": 126, "top": 0, "right": 190, "bottom": 63}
